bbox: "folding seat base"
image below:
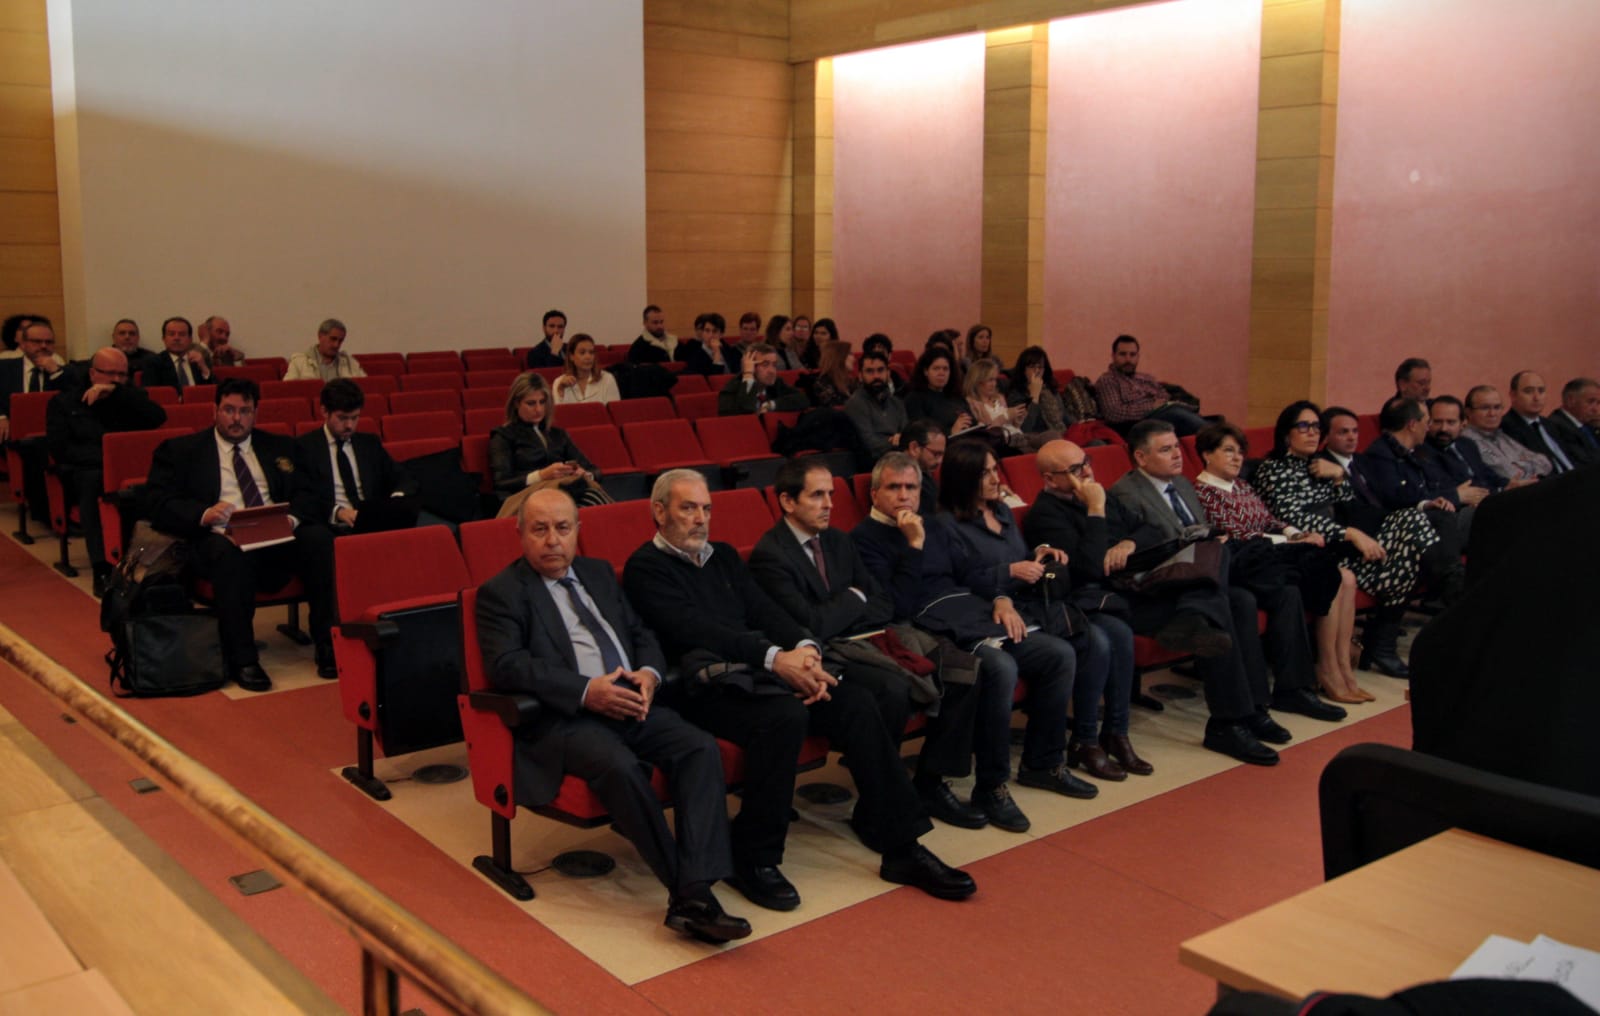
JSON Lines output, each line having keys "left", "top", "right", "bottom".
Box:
{"left": 13, "top": 503, "right": 33, "bottom": 544}
{"left": 53, "top": 532, "right": 78, "bottom": 578}
{"left": 277, "top": 604, "right": 311, "bottom": 645}
{"left": 475, "top": 813, "right": 534, "bottom": 901}
{"left": 341, "top": 729, "right": 393, "bottom": 801}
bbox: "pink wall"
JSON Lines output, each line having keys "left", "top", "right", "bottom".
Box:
{"left": 832, "top": 34, "right": 985, "bottom": 349}
{"left": 1044, "top": 0, "right": 1261, "bottom": 422}
{"left": 1327, "top": 0, "right": 1600, "bottom": 409}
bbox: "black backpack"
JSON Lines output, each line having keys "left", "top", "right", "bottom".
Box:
{"left": 101, "top": 527, "right": 225, "bottom": 697}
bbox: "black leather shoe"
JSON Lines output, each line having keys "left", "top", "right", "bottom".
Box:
{"left": 1016, "top": 762, "right": 1100, "bottom": 799}
{"left": 1154, "top": 612, "right": 1233, "bottom": 658}
{"left": 1203, "top": 722, "right": 1279, "bottom": 766}
{"left": 1246, "top": 712, "right": 1293, "bottom": 745}
{"left": 315, "top": 642, "right": 337, "bottom": 680}
{"left": 1271, "top": 687, "right": 1346, "bottom": 722}
{"left": 880, "top": 844, "right": 976, "bottom": 901}
{"left": 918, "top": 779, "right": 988, "bottom": 829}
{"left": 233, "top": 664, "right": 272, "bottom": 693}
{"left": 1360, "top": 648, "right": 1410, "bottom": 679}
{"left": 1067, "top": 741, "right": 1128, "bottom": 781}
{"left": 727, "top": 863, "right": 800, "bottom": 912}
{"left": 665, "top": 893, "right": 752, "bottom": 943}
{"left": 1100, "top": 732, "right": 1155, "bottom": 776}
{"left": 971, "top": 784, "right": 1030, "bottom": 833}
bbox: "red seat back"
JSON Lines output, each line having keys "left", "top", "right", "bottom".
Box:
{"left": 390, "top": 389, "right": 463, "bottom": 417}
{"left": 554, "top": 402, "right": 609, "bottom": 429}
{"left": 576, "top": 500, "right": 657, "bottom": 578}
{"left": 567, "top": 425, "right": 637, "bottom": 474}
{"left": 163, "top": 403, "right": 217, "bottom": 431}
{"left": 462, "top": 387, "right": 505, "bottom": 411}
{"left": 673, "top": 392, "right": 722, "bottom": 422}
{"left": 672, "top": 374, "right": 709, "bottom": 395}
{"left": 400, "top": 371, "right": 465, "bottom": 392}
{"left": 1085, "top": 444, "right": 1132, "bottom": 487}
{"left": 261, "top": 379, "right": 324, "bottom": 401}
{"left": 609, "top": 397, "right": 675, "bottom": 426}
{"left": 828, "top": 475, "right": 865, "bottom": 531}
{"left": 464, "top": 407, "right": 502, "bottom": 435}
{"left": 406, "top": 352, "right": 463, "bottom": 374}
{"left": 255, "top": 397, "right": 314, "bottom": 426}
{"left": 144, "top": 386, "right": 179, "bottom": 405}
{"left": 384, "top": 436, "right": 460, "bottom": 462}
{"left": 459, "top": 517, "right": 521, "bottom": 585}
{"left": 181, "top": 385, "right": 218, "bottom": 404}
{"left": 694, "top": 414, "right": 775, "bottom": 466}
{"left": 382, "top": 411, "right": 462, "bottom": 443}
{"left": 98, "top": 427, "right": 187, "bottom": 564}
{"left": 352, "top": 375, "right": 399, "bottom": 397}
{"left": 1179, "top": 434, "right": 1204, "bottom": 479}
{"left": 465, "top": 368, "right": 519, "bottom": 389}
{"left": 621, "top": 419, "right": 711, "bottom": 472}
{"left": 1001, "top": 454, "right": 1044, "bottom": 505}
{"left": 356, "top": 356, "right": 406, "bottom": 378}
{"left": 295, "top": 418, "right": 379, "bottom": 438}
{"left": 1243, "top": 426, "right": 1275, "bottom": 458}
{"left": 709, "top": 488, "right": 774, "bottom": 559}
{"left": 213, "top": 364, "right": 278, "bottom": 382}
{"left": 246, "top": 356, "right": 288, "bottom": 376}
{"left": 460, "top": 433, "right": 493, "bottom": 492}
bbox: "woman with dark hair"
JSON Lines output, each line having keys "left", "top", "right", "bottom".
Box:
{"left": 1193, "top": 422, "right": 1370, "bottom": 703}
{"left": 765, "top": 314, "right": 803, "bottom": 370}
{"left": 792, "top": 315, "right": 813, "bottom": 366}
{"left": 905, "top": 348, "right": 972, "bottom": 434}
{"left": 1252, "top": 400, "right": 1439, "bottom": 676}
{"left": 1, "top": 314, "right": 36, "bottom": 358}
{"left": 552, "top": 333, "right": 621, "bottom": 404}
{"left": 967, "top": 324, "right": 1001, "bottom": 371}
{"left": 809, "top": 340, "right": 856, "bottom": 407}
{"left": 935, "top": 439, "right": 1142, "bottom": 789}
{"left": 1010, "top": 346, "right": 1067, "bottom": 441}
{"left": 803, "top": 317, "right": 838, "bottom": 370}
{"left": 489, "top": 372, "right": 608, "bottom": 511}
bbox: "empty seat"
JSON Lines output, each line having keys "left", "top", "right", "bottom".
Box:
{"left": 620, "top": 419, "right": 718, "bottom": 484}
{"left": 565, "top": 425, "right": 649, "bottom": 502}
{"left": 356, "top": 392, "right": 389, "bottom": 418}
{"left": 460, "top": 433, "right": 493, "bottom": 493}
{"left": 356, "top": 356, "right": 406, "bottom": 378}
{"left": 553, "top": 402, "right": 609, "bottom": 429}
{"left": 247, "top": 356, "right": 289, "bottom": 377}
{"left": 672, "top": 374, "right": 709, "bottom": 395}
{"left": 575, "top": 499, "right": 657, "bottom": 578}
{"left": 255, "top": 397, "right": 314, "bottom": 426}
{"left": 1086, "top": 444, "right": 1132, "bottom": 487}
{"left": 462, "top": 387, "right": 506, "bottom": 411}
{"left": 693, "top": 414, "right": 784, "bottom": 488}
{"left": 464, "top": 407, "right": 502, "bottom": 435}
{"left": 608, "top": 397, "right": 675, "bottom": 427}
{"left": 260, "top": 379, "right": 324, "bottom": 401}
{"left": 161, "top": 403, "right": 217, "bottom": 431}
{"left": 143, "top": 387, "right": 179, "bottom": 405}
{"left": 213, "top": 364, "right": 278, "bottom": 382}
{"left": 708, "top": 488, "right": 775, "bottom": 559}
{"left": 381, "top": 411, "right": 463, "bottom": 443}
{"left": 352, "top": 374, "right": 399, "bottom": 397}
{"left": 673, "top": 391, "right": 721, "bottom": 422}
{"left": 383, "top": 436, "right": 460, "bottom": 462}
{"left": 389, "top": 389, "right": 463, "bottom": 417}
{"left": 399, "top": 371, "right": 465, "bottom": 393}
{"left": 465, "top": 368, "right": 519, "bottom": 389}
{"left": 459, "top": 516, "right": 521, "bottom": 585}
{"left": 406, "top": 352, "right": 463, "bottom": 373}
{"left": 181, "top": 385, "right": 219, "bottom": 404}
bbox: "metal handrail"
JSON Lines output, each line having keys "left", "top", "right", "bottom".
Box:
{"left": 0, "top": 622, "right": 547, "bottom": 1016}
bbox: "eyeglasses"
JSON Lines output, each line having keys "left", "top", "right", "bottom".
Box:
{"left": 1289, "top": 421, "right": 1322, "bottom": 433}
{"left": 1042, "top": 462, "right": 1089, "bottom": 478}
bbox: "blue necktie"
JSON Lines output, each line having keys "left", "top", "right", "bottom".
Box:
{"left": 1530, "top": 419, "right": 1572, "bottom": 472}
{"left": 1583, "top": 426, "right": 1599, "bottom": 450}
{"left": 1165, "top": 483, "right": 1195, "bottom": 525}
{"left": 557, "top": 576, "right": 624, "bottom": 674}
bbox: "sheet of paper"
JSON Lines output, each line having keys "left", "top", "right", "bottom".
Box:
{"left": 1452, "top": 934, "right": 1600, "bottom": 1011}
{"left": 1451, "top": 935, "right": 1538, "bottom": 980}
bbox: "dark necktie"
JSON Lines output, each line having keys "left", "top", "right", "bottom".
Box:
{"left": 806, "top": 536, "right": 830, "bottom": 590}
{"left": 174, "top": 356, "right": 189, "bottom": 389}
{"left": 1346, "top": 459, "right": 1379, "bottom": 505}
{"left": 231, "top": 443, "right": 265, "bottom": 508}
{"left": 1583, "top": 425, "right": 1599, "bottom": 450}
{"left": 27, "top": 367, "right": 41, "bottom": 392}
{"left": 334, "top": 437, "right": 362, "bottom": 507}
{"left": 557, "top": 576, "right": 624, "bottom": 674}
{"left": 1530, "top": 419, "right": 1572, "bottom": 472}
{"left": 1165, "top": 483, "right": 1195, "bottom": 525}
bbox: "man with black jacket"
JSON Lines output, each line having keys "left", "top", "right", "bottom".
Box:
{"left": 294, "top": 380, "right": 418, "bottom": 536}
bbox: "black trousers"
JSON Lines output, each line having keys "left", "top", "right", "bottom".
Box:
{"left": 60, "top": 467, "right": 108, "bottom": 569}
{"left": 547, "top": 705, "right": 732, "bottom": 897}
{"left": 189, "top": 525, "right": 335, "bottom": 668}
{"left": 677, "top": 680, "right": 931, "bottom": 865}
{"left": 825, "top": 656, "right": 976, "bottom": 782}
{"left": 1128, "top": 583, "right": 1263, "bottom": 721}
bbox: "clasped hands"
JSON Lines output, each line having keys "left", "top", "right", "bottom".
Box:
{"left": 585, "top": 668, "right": 659, "bottom": 721}
{"left": 772, "top": 645, "right": 837, "bottom": 705}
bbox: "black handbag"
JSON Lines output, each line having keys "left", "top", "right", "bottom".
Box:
{"left": 109, "top": 614, "right": 226, "bottom": 697}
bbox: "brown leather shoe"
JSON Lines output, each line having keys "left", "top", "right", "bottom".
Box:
{"left": 1099, "top": 732, "right": 1154, "bottom": 776}
{"left": 1067, "top": 741, "right": 1127, "bottom": 782}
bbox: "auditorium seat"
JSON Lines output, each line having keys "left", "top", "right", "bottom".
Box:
{"left": 761, "top": 410, "right": 801, "bottom": 444}
{"left": 462, "top": 387, "right": 505, "bottom": 411}
{"left": 3, "top": 392, "right": 50, "bottom": 543}
{"left": 1086, "top": 444, "right": 1132, "bottom": 487}
{"left": 458, "top": 516, "right": 520, "bottom": 585}
{"left": 381, "top": 411, "right": 462, "bottom": 444}
{"left": 1178, "top": 434, "right": 1204, "bottom": 480}
{"left": 462, "top": 348, "right": 515, "bottom": 370}
{"left": 1243, "top": 426, "right": 1275, "bottom": 458}
{"left": 530, "top": 367, "right": 563, "bottom": 383}
{"left": 333, "top": 527, "right": 471, "bottom": 801}
{"left": 672, "top": 374, "right": 709, "bottom": 395}
{"left": 180, "top": 385, "right": 219, "bottom": 404}
{"left": 565, "top": 425, "right": 649, "bottom": 502}
{"left": 255, "top": 397, "right": 314, "bottom": 427}
{"left": 553, "top": 402, "right": 609, "bottom": 429}
{"left": 765, "top": 475, "right": 863, "bottom": 532}
{"left": 1356, "top": 413, "right": 1380, "bottom": 450}
{"left": 465, "top": 368, "right": 519, "bottom": 389}
{"left": 143, "top": 386, "right": 179, "bottom": 405}
{"left": 672, "top": 392, "right": 721, "bottom": 422}
{"left": 575, "top": 499, "right": 657, "bottom": 578}
{"left": 352, "top": 374, "right": 399, "bottom": 397}
{"left": 460, "top": 433, "right": 493, "bottom": 494}
{"left": 708, "top": 488, "right": 775, "bottom": 559}
{"left": 389, "top": 389, "right": 463, "bottom": 419}
{"left": 406, "top": 352, "right": 463, "bottom": 374}
{"left": 213, "top": 364, "right": 278, "bottom": 382}
{"left": 1052, "top": 368, "right": 1075, "bottom": 389}
{"left": 851, "top": 472, "right": 872, "bottom": 515}
{"left": 294, "top": 418, "right": 379, "bottom": 438}
{"left": 383, "top": 436, "right": 460, "bottom": 463}
{"left": 160, "top": 403, "right": 217, "bottom": 431}
{"left": 400, "top": 371, "right": 466, "bottom": 393}
{"left": 608, "top": 397, "right": 674, "bottom": 427}
{"left": 253, "top": 421, "right": 292, "bottom": 437}
{"left": 693, "top": 414, "right": 784, "bottom": 488}
{"left": 355, "top": 356, "right": 405, "bottom": 378}
{"left": 1000, "top": 455, "right": 1044, "bottom": 504}
{"left": 619, "top": 419, "right": 720, "bottom": 488}
{"left": 464, "top": 407, "right": 502, "bottom": 435}
{"left": 356, "top": 391, "right": 389, "bottom": 418}
{"left": 246, "top": 356, "right": 289, "bottom": 377}
{"left": 260, "top": 379, "right": 324, "bottom": 401}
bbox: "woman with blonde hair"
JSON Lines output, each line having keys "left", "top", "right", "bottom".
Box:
{"left": 964, "top": 357, "right": 1037, "bottom": 451}
{"left": 489, "top": 372, "right": 608, "bottom": 512}
{"left": 552, "top": 333, "right": 621, "bottom": 405}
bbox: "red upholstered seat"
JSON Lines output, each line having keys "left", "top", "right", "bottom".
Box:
{"left": 672, "top": 391, "right": 721, "bottom": 421}
{"left": 98, "top": 427, "right": 187, "bottom": 566}
{"left": 609, "top": 396, "right": 675, "bottom": 426}
{"left": 399, "top": 371, "right": 465, "bottom": 393}
{"left": 389, "top": 389, "right": 463, "bottom": 419}
{"left": 709, "top": 487, "right": 775, "bottom": 559}
{"left": 459, "top": 517, "right": 520, "bottom": 585}
{"left": 555, "top": 402, "right": 609, "bottom": 429}
{"left": 381, "top": 411, "right": 462, "bottom": 444}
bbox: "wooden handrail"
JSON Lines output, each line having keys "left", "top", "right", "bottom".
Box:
{"left": 0, "top": 623, "right": 547, "bottom": 1016}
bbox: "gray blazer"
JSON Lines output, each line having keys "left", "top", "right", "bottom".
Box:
{"left": 1109, "top": 469, "right": 1210, "bottom": 543}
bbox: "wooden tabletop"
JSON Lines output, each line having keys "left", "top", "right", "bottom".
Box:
{"left": 1180, "top": 829, "right": 1600, "bottom": 1000}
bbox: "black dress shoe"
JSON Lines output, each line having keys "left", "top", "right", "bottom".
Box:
{"left": 1271, "top": 687, "right": 1346, "bottom": 722}
{"left": 1360, "top": 648, "right": 1410, "bottom": 679}
{"left": 233, "top": 664, "right": 272, "bottom": 693}
{"left": 1246, "top": 712, "right": 1293, "bottom": 745}
{"left": 665, "top": 893, "right": 752, "bottom": 943}
{"left": 971, "top": 784, "right": 1030, "bottom": 833}
{"left": 917, "top": 779, "right": 988, "bottom": 829}
{"left": 1099, "top": 732, "right": 1155, "bottom": 776}
{"left": 1203, "top": 721, "right": 1279, "bottom": 766}
{"left": 727, "top": 863, "right": 800, "bottom": 912}
{"left": 314, "top": 642, "right": 338, "bottom": 680}
{"left": 1016, "top": 762, "right": 1100, "bottom": 799}
{"left": 1154, "top": 612, "right": 1233, "bottom": 658}
{"left": 880, "top": 844, "right": 976, "bottom": 901}
{"left": 1067, "top": 741, "right": 1128, "bottom": 781}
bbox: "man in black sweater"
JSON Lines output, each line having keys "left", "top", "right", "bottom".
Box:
{"left": 623, "top": 469, "right": 975, "bottom": 912}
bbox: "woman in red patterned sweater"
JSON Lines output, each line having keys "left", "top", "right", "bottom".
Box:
{"left": 1192, "top": 423, "right": 1371, "bottom": 704}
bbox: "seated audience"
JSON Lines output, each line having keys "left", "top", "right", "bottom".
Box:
{"left": 899, "top": 419, "right": 945, "bottom": 516}
{"left": 198, "top": 315, "right": 246, "bottom": 367}
{"left": 963, "top": 358, "right": 1033, "bottom": 451}
{"left": 295, "top": 380, "right": 419, "bottom": 537}
{"left": 489, "top": 373, "right": 606, "bottom": 511}
{"left": 2, "top": 318, "right": 69, "bottom": 522}
{"left": 45, "top": 346, "right": 168, "bottom": 594}
{"left": 903, "top": 347, "right": 971, "bottom": 435}
{"left": 0, "top": 313, "right": 38, "bottom": 359}
{"left": 1388, "top": 357, "right": 1431, "bottom": 411}
{"left": 717, "top": 343, "right": 809, "bottom": 416}
{"left": 1252, "top": 401, "right": 1439, "bottom": 677}
{"left": 735, "top": 311, "right": 763, "bottom": 345}
{"left": 842, "top": 348, "right": 907, "bottom": 462}
{"left": 749, "top": 459, "right": 985, "bottom": 829}
{"left": 1010, "top": 346, "right": 1068, "bottom": 444}
{"left": 523, "top": 309, "right": 568, "bottom": 369}
{"left": 1192, "top": 423, "right": 1370, "bottom": 703}
{"left": 966, "top": 323, "right": 1001, "bottom": 371}
{"left": 804, "top": 317, "right": 839, "bottom": 367}
{"left": 552, "top": 334, "right": 621, "bottom": 405}
{"left": 1544, "top": 376, "right": 1600, "bottom": 467}
{"left": 284, "top": 318, "right": 366, "bottom": 381}
{"left": 141, "top": 315, "right": 215, "bottom": 390}
{"left": 110, "top": 318, "right": 159, "bottom": 376}
{"left": 625, "top": 470, "right": 976, "bottom": 910}
{"left": 1499, "top": 370, "right": 1578, "bottom": 474}
{"left": 1459, "top": 384, "right": 1550, "bottom": 484}
{"left": 476, "top": 488, "right": 751, "bottom": 943}
{"left": 1418, "top": 395, "right": 1501, "bottom": 498}
{"left": 808, "top": 340, "right": 855, "bottom": 408}
{"left": 626, "top": 304, "right": 676, "bottom": 364}
{"left": 764, "top": 314, "right": 803, "bottom": 371}
{"left": 1364, "top": 397, "right": 1476, "bottom": 551}
{"left": 676, "top": 313, "right": 736, "bottom": 375}
{"left": 860, "top": 333, "right": 907, "bottom": 396}
{"left": 145, "top": 377, "right": 336, "bottom": 690}
{"left": 792, "top": 315, "right": 815, "bottom": 368}
{"left": 1093, "top": 334, "right": 1206, "bottom": 435}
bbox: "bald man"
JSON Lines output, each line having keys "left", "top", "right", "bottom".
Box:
{"left": 46, "top": 347, "right": 168, "bottom": 593}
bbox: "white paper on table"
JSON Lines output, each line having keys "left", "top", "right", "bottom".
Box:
{"left": 1451, "top": 935, "right": 1538, "bottom": 980}
{"left": 1520, "top": 936, "right": 1600, "bottom": 1012}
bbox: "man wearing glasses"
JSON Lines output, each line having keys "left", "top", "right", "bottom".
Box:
{"left": 46, "top": 347, "right": 168, "bottom": 595}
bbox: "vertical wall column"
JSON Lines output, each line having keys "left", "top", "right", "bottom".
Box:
{"left": 981, "top": 26, "right": 1048, "bottom": 362}
{"left": 791, "top": 60, "right": 833, "bottom": 320}
{"left": 1247, "top": 0, "right": 1340, "bottom": 424}
{"left": 0, "top": 0, "right": 64, "bottom": 344}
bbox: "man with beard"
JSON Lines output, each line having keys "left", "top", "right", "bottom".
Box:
{"left": 110, "top": 318, "right": 159, "bottom": 376}
{"left": 1093, "top": 334, "right": 1207, "bottom": 435}
{"left": 627, "top": 304, "right": 677, "bottom": 364}
{"left": 843, "top": 349, "right": 907, "bottom": 463}
{"left": 1416, "top": 395, "right": 1502, "bottom": 497}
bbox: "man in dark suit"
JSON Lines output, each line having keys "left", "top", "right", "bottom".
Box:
{"left": 1499, "top": 371, "right": 1578, "bottom": 475}
{"left": 145, "top": 377, "right": 335, "bottom": 691}
{"left": 295, "top": 380, "right": 418, "bottom": 536}
{"left": 110, "top": 319, "right": 159, "bottom": 377}
{"left": 1544, "top": 377, "right": 1600, "bottom": 468}
{"left": 139, "top": 316, "right": 214, "bottom": 392}
{"left": 1420, "top": 395, "right": 1505, "bottom": 494}
{"left": 1364, "top": 398, "right": 1475, "bottom": 564}
{"left": 899, "top": 419, "right": 945, "bottom": 517}
{"left": 624, "top": 469, "right": 974, "bottom": 912}
{"left": 46, "top": 347, "right": 168, "bottom": 594}
{"left": 1, "top": 317, "right": 71, "bottom": 524}
{"left": 522, "top": 309, "right": 568, "bottom": 369}
{"left": 1110, "top": 420, "right": 1345, "bottom": 763}
{"left": 749, "top": 458, "right": 985, "bottom": 830}
{"left": 476, "top": 488, "right": 750, "bottom": 943}
{"left": 716, "top": 342, "right": 809, "bottom": 416}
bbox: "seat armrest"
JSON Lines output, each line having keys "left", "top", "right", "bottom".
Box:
{"left": 467, "top": 690, "right": 541, "bottom": 728}
{"left": 339, "top": 618, "right": 400, "bottom": 651}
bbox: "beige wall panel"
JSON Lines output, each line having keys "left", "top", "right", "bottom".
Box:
{"left": 0, "top": 2, "right": 45, "bottom": 33}
{"left": 1256, "top": 104, "right": 1325, "bottom": 159}
{"left": 1251, "top": 257, "right": 1318, "bottom": 310}
{"left": 648, "top": 211, "right": 793, "bottom": 253}
{"left": 647, "top": 172, "right": 792, "bottom": 214}
{"left": 648, "top": 91, "right": 793, "bottom": 138}
{"left": 0, "top": 296, "right": 63, "bottom": 329}
{"left": 646, "top": 56, "right": 793, "bottom": 100}
{"left": 645, "top": 24, "right": 790, "bottom": 60}
{"left": 646, "top": 131, "right": 791, "bottom": 173}
{"left": 1248, "top": 309, "right": 1320, "bottom": 359}
{"left": 985, "top": 41, "right": 1040, "bottom": 91}
{"left": 0, "top": 137, "right": 54, "bottom": 191}
{"left": 0, "top": 192, "right": 58, "bottom": 243}
{"left": 0, "top": 29, "right": 49, "bottom": 87}
{"left": 790, "top": 0, "right": 1141, "bottom": 62}
{"left": 1254, "top": 156, "right": 1321, "bottom": 209}
{"left": 647, "top": 0, "right": 788, "bottom": 39}
{"left": 649, "top": 250, "right": 791, "bottom": 291}
{"left": 648, "top": 288, "right": 794, "bottom": 317}
{"left": 0, "top": 245, "right": 62, "bottom": 295}
{"left": 1260, "top": 0, "right": 1329, "bottom": 58}
{"left": 984, "top": 85, "right": 1043, "bottom": 133}
{"left": 1259, "top": 52, "right": 1327, "bottom": 108}
{"left": 0, "top": 83, "right": 51, "bottom": 139}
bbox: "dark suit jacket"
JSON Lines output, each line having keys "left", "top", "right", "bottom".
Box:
{"left": 1499, "top": 412, "right": 1576, "bottom": 471}
{"left": 674, "top": 339, "right": 735, "bottom": 376}
{"left": 146, "top": 427, "right": 317, "bottom": 537}
{"left": 748, "top": 521, "right": 892, "bottom": 641}
{"left": 1108, "top": 469, "right": 1210, "bottom": 542}
{"left": 476, "top": 555, "right": 666, "bottom": 805}
{"left": 1360, "top": 433, "right": 1455, "bottom": 508}
{"left": 1539, "top": 410, "right": 1599, "bottom": 468}
{"left": 1022, "top": 489, "right": 1164, "bottom": 587}
{"left": 1419, "top": 438, "right": 1506, "bottom": 493}
{"left": 717, "top": 376, "right": 809, "bottom": 416}
{"left": 139, "top": 350, "right": 213, "bottom": 391}
{"left": 0, "top": 357, "right": 67, "bottom": 417}
{"left": 45, "top": 381, "right": 167, "bottom": 469}
{"left": 294, "top": 427, "right": 416, "bottom": 522}
{"left": 524, "top": 340, "right": 563, "bottom": 369}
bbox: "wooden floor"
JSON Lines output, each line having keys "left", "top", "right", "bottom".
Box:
{"left": 0, "top": 505, "right": 1417, "bottom": 1014}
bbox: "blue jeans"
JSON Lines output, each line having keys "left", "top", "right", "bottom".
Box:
{"left": 972, "top": 633, "right": 1074, "bottom": 790}
{"left": 1076, "top": 614, "right": 1134, "bottom": 740}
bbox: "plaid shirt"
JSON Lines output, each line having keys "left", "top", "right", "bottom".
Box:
{"left": 1093, "top": 367, "right": 1168, "bottom": 423}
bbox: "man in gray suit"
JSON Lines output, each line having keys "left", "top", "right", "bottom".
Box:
{"left": 1543, "top": 377, "right": 1600, "bottom": 469}
{"left": 1109, "top": 420, "right": 1344, "bottom": 765}
{"left": 474, "top": 488, "right": 750, "bottom": 943}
